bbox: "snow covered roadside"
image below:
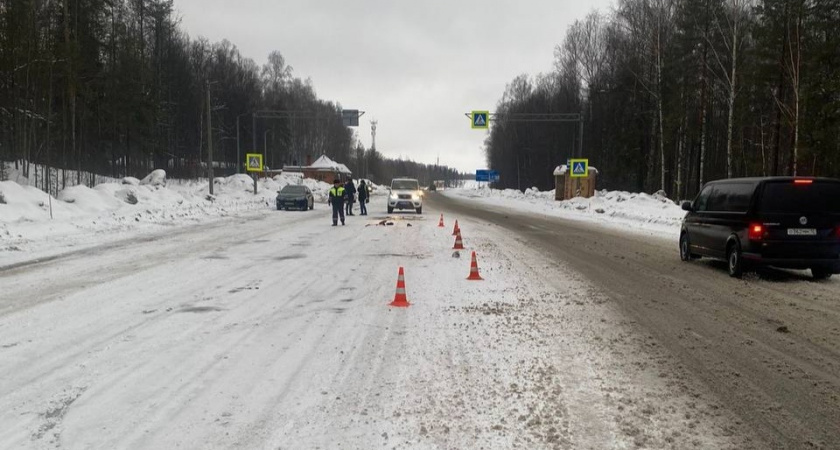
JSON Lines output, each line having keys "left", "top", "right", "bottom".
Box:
{"left": 0, "top": 171, "right": 341, "bottom": 267}
{"left": 443, "top": 183, "right": 686, "bottom": 241}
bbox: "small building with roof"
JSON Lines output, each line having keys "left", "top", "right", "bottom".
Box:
{"left": 283, "top": 154, "right": 352, "bottom": 183}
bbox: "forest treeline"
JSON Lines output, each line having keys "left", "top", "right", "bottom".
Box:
{"left": 0, "top": 0, "right": 463, "bottom": 193}
{"left": 486, "top": 0, "right": 839, "bottom": 199}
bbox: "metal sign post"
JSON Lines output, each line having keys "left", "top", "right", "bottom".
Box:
{"left": 246, "top": 153, "right": 263, "bottom": 195}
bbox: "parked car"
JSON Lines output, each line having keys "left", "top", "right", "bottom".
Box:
{"left": 276, "top": 185, "right": 314, "bottom": 211}
{"left": 679, "top": 177, "right": 840, "bottom": 279}
{"left": 388, "top": 178, "right": 422, "bottom": 214}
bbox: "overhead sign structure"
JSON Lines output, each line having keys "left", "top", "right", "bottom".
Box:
{"left": 341, "top": 109, "right": 360, "bottom": 127}
{"left": 471, "top": 111, "right": 489, "bottom": 129}
{"left": 246, "top": 153, "right": 264, "bottom": 172}
{"left": 570, "top": 158, "right": 589, "bottom": 178}
{"left": 475, "top": 169, "right": 500, "bottom": 182}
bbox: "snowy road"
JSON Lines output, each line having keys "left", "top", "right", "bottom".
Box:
{"left": 2, "top": 196, "right": 771, "bottom": 449}
{"left": 430, "top": 192, "right": 840, "bottom": 450}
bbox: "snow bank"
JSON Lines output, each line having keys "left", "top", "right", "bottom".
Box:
{"left": 0, "top": 170, "right": 333, "bottom": 262}
{"left": 0, "top": 181, "right": 57, "bottom": 222}
{"left": 140, "top": 169, "right": 167, "bottom": 187}
{"left": 445, "top": 185, "right": 686, "bottom": 238}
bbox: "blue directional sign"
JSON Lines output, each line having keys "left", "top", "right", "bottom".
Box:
{"left": 570, "top": 159, "right": 588, "bottom": 178}
{"left": 471, "top": 111, "right": 489, "bottom": 129}
{"left": 476, "top": 169, "right": 500, "bottom": 182}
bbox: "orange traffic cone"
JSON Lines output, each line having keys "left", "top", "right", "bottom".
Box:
{"left": 389, "top": 267, "right": 410, "bottom": 307}
{"left": 452, "top": 231, "right": 465, "bottom": 250}
{"left": 438, "top": 214, "right": 445, "bottom": 228}
{"left": 452, "top": 219, "right": 460, "bottom": 236}
{"left": 467, "top": 251, "right": 483, "bottom": 280}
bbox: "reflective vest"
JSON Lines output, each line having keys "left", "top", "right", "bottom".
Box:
{"left": 329, "top": 186, "right": 345, "bottom": 201}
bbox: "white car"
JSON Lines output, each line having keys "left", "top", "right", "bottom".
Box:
{"left": 388, "top": 178, "right": 423, "bottom": 214}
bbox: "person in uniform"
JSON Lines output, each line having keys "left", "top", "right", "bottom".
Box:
{"left": 328, "top": 179, "right": 346, "bottom": 226}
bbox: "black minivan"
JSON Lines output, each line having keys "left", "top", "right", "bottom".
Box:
{"left": 679, "top": 177, "right": 840, "bottom": 279}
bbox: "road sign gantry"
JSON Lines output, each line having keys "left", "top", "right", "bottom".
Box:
{"left": 465, "top": 111, "right": 585, "bottom": 158}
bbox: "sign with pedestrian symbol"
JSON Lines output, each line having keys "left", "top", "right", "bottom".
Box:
{"left": 471, "top": 111, "right": 489, "bottom": 129}
{"left": 246, "top": 153, "right": 263, "bottom": 172}
{"left": 570, "top": 158, "right": 588, "bottom": 178}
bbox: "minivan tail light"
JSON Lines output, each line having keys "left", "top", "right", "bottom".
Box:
{"left": 749, "top": 223, "right": 764, "bottom": 240}
{"left": 793, "top": 179, "right": 813, "bottom": 185}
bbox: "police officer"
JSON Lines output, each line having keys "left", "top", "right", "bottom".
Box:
{"left": 328, "top": 178, "right": 346, "bottom": 226}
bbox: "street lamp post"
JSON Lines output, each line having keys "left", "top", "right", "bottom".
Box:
{"left": 264, "top": 129, "right": 272, "bottom": 171}
{"left": 206, "top": 80, "right": 214, "bottom": 196}
{"left": 235, "top": 112, "right": 251, "bottom": 174}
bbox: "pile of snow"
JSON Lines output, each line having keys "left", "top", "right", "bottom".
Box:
{"left": 445, "top": 185, "right": 686, "bottom": 238}
{"left": 0, "top": 169, "right": 334, "bottom": 262}
{"left": 140, "top": 169, "right": 167, "bottom": 187}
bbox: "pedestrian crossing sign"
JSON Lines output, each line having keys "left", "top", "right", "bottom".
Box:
{"left": 246, "top": 153, "right": 263, "bottom": 172}
{"left": 471, "top": 111, "right": 489, "bottom": 129}
{"left": 570, "top": 158, "right": 588, "bottom": 178}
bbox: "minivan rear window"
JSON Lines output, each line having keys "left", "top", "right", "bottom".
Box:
{"left": 758, "top": 181, "right": 840, "bottom": 213}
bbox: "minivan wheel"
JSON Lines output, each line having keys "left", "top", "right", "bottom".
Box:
{"left": 679, "top": 234, "right": 695, "bottom": 261}
{"left": 811, "top": 268, "right": 833, "bottom": 280}
{"left": 727, "top": 243, "right": 744, "bottom": 278}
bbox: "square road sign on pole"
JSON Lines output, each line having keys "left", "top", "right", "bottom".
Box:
{"left": 471, "top": 111, "right": 489, "bottom": 129}
{"left": 246, "top": 153, "right": 264, "bottom": 172}
{"left": 569, "top": 158, "right": 588, "bottom": 178}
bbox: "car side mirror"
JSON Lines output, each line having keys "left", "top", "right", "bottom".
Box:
{"left": 680, "top": 201, "right": 693, "bottom": 212}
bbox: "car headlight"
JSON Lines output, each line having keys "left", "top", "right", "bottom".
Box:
{"left": 390, "top": 194, "right": 398, "bottom": 200}
{"left": 412, "top": 193, "right": 420, "bottom": 201}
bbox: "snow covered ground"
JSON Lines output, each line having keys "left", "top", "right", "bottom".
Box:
{"left": 0, "top": 174, "right": 755, "bottom": 448}
{"left": 447, "top": 182, "right": 686, "bottom": 241}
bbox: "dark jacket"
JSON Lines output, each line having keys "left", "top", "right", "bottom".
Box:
{"left": 328, "top": 186, "right": 346, "bottom": 206}
{"left": 358, "top": 181, "right": 369, "bottom": 200}
{"left": 344, "top": 181, "right": 356, "bottom": 203}
{"left": 344, "top": 180, "right": 357, "bottom": 196}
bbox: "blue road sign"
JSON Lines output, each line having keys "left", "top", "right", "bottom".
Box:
{"left": 570, "top": 158, "right": 589, "bottom": 178}
{"left": 471, "top": 111, "right": 489, "bottom": 129}
{"left": 476, "top": 169, "right": 500, "bottom": 182}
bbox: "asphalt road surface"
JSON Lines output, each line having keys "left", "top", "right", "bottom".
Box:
{"left": 428, "top": 192, "right": 840, "bottom": 450}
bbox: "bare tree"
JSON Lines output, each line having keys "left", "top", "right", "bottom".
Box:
{"left": 709, "top": 0, "right": 754, "bottom": 178}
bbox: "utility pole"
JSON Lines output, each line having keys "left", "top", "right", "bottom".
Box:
{"left": 579, "top": 116, "right": 584, "bottom": 158}
{"left": 236, "top": 114, "right": 243, "bottom": 174}
{"left": 264, "top": 129, "right": 271, "bottom": 170}
{"left": 206, "top": 80, "right": 214, "bottom": 196}
{"left": 252, "top": 112, "right": 257, "bottom": 194}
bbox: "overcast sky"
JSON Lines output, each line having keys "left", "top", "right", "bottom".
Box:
{"left": 174, "top": 0, "right": 613, "bottom": 173}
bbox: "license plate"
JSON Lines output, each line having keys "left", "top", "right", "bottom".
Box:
{"left": 787, "top": 228, "right": 817, "bottom": 236}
